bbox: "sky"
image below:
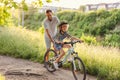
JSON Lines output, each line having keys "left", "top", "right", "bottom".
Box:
{"left": 43, "top": 0, "right": 120, "bottom": 9}
{"left": 15, "top": 0, "right": 120, "bottom": 9}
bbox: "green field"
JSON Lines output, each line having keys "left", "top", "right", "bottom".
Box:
{"left": 0, "top": 26, "right": 120, "bottom": 80}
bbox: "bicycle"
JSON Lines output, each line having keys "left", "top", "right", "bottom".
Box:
{"left": 44, "top": 40, "right": 86, "bottom": 80}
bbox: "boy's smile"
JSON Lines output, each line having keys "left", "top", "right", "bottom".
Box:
{"left": 61, "top": 24, "right": 69, "bottom": 32}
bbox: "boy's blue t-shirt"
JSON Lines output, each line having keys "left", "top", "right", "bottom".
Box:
{"left": 54, "top": 32, "right": 71, "bottom": 41}
{"left": 54, "top": 32, "right": 71, "bottom": 50}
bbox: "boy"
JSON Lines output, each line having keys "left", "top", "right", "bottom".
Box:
{"left": 53, "top": 21, "right": 83, "bottom": 69}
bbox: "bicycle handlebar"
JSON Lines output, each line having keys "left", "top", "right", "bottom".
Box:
{"left": 64, "top": 40, "right": 83, "bottom": 45}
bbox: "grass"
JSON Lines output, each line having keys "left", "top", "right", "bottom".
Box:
{"left": 76, "top": 43, "right": 120, "bottom": 80}
{"left": 0, "top": 26, "right": 46, "bottom": 63}
{"left": 0, "top": 26, "right": 120, "bottom": 80}
{"left": 0, "top": 74, "right": 5, "bottom": 80}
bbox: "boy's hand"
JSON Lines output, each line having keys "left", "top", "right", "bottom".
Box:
{"left": 79, "top": 40, "right": 84, "bottom": 43}
{"left": 55, "top": 41, "right": 64, "bottom": 44}
{"left": 60, "top": 42, "right": 64, "bottom": 45}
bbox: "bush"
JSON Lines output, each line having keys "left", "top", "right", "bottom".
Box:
{"left": 24, "top": 10, "right": 45, "bottom": 30}
{"left": 0, "top": 27, "right": 45, "bottom": 63}
{"left": 0, "top": 27, "right": 120, "bottom": 80}
{"left": 103, "top": 33, "right": 120, "bottom": 47}
{"left": 80, "top": 33, "right": 98, "bottom": 45}
{"left": 0, "top": 7, "right": 10, "bottom": 26}
{"left": 97, "top": 9, "right": 111, "bottom": 19}
{"left": 76, "top": 44, "right": 120, "bottom": 80}
{"left": 12, "top": 9, "right": 120, "bottom": 48}
{"left": 38, "top": 26, "right": 44, "bottom": 34}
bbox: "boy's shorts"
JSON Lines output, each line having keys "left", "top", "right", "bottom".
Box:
{"left": 54, "top": 43, "right": 63, "bottom": 50}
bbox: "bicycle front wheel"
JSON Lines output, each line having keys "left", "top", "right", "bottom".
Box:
{"left": 71, "top": 57, "right": 86, "bottom": 80}
{"left": 44, "top": 49, "right": 57, "bottom": 72}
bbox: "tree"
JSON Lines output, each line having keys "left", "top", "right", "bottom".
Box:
{"left": 0, "top": 0, "right": 56, "bottom": 26}
{"left": 79, "top": 5, "right": 86, "bottom": 12}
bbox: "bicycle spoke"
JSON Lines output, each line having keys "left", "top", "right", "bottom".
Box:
{"left": 44, "top": 49, "right": 57, "bottom": 72}
{"left": 72, "top": 57, "right": 86, "bottom": 80}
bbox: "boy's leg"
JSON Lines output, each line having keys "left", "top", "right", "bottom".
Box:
{"left": 53, "top": 44, "right": 71, "bottom": 69}
{"left": 55, "top": 44, "right": 71, "bottom": 63}
{"left": 53, "top": 49, "right": 64, "bottom": 69}
{"left": 55, "top": 49, "right": 65, "bottom": 63}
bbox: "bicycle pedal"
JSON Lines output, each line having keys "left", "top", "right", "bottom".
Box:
{"left": 68, "top": 61, "right": 72, "bottom": 63}
{"left": 58, "top": 61, "right": 63, "bottom": 68}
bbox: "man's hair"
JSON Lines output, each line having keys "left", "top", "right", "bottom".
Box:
{"left": 46, "top": 9, "right": 52, "bottom": 13}
{"left": 58, "top": 21, "right": 68, "bottom": 28}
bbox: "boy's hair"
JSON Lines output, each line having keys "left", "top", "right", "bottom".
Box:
{"left": 58, "top": 21, "right": 68, "bottom": 28}
{"left": 46, "top": 9, "right": 52, "bottom": 13}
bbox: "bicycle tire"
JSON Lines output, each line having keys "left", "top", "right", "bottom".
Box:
{"left": 44, "top": 49, "right": 57, "bottom": 72}
{"left": 71, "top": 57, "right": 86, "bottom": 80}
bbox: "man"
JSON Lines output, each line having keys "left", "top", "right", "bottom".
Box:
{"left": 43, "top": 9, "right": 60, "bottom": 51}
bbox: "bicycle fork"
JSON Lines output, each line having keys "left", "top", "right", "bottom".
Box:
{"left": 72, "top": 52, "right": 79, "bottom": 71}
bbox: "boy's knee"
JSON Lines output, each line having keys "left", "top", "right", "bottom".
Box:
{"left": 68, "top": 45, "right": 72, "bottom": 48}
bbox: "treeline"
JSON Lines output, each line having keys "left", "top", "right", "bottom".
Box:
{"left": 24, "top": 9, "right": 120, "bottom": 47}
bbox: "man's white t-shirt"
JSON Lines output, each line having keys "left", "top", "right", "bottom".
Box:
{"left": 43, "top": 16, "right": 60, "bottom": 39}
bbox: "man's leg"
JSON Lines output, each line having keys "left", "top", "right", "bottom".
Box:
{"left": 44, "top": 37, "right": 51, "bottom": 62}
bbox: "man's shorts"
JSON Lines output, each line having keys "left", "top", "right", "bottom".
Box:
{"left": 44, "top": 36, "right": 51, "bottom": 49}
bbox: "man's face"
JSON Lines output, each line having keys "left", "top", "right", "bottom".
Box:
{"left": 46, "top": 12, "right": 52, "bottom": 21}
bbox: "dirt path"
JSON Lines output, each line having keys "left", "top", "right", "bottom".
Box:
{"left": 0, "top": 55, "right": 97, "bottom": 80}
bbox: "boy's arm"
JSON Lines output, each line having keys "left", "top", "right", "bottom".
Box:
{"left": 66, "top": 33, "right": 83, "bottom": 42}
{"left": 54, "top": 34, "right": 64, "bottom": 44}
{"left": 71, "top": 36, "right": 79, "bottom": 40}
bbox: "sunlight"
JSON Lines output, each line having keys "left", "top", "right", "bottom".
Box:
{"left": 0, "top": 74, "right": 5, "bottom": 80}
{"left": 13, "top": 0, "right": 120, "bottom": 9}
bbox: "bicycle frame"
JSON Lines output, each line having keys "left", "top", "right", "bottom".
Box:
{"left": 61, "top": 44, "right": 77, "bottom": 65}
{"left": 44, "top": 40, "right": 86, "bottom": 80}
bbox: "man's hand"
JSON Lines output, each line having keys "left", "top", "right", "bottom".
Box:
{"left": 55, "top": 41, "right": 64, "bottom": 45}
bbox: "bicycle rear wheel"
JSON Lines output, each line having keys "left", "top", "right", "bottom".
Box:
{"left": 71, "top": 57, "right": 86, "bottom": 80}
{"left": 44, "top": 49, "right": 57, "bottom": 72}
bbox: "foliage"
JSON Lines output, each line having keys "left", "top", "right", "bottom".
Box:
{"left": 0, "top": 74, "right": 5, "bottom": 80}
{"left": 103, "top": 33, "right": 120, "bottom": 47}
{"left": 38, "top": 26, "right": 44, "bottom": 34}
{"left": 22, "top": 9, "right": 120, "bottom": 47}
{"left": 23, "top": 8, "right": 45, "bottom": 30}
{"left": 80, "top": 33, "right": 97, "bottom": 45}
{"left": 76, "top": 44, "right": 120, "bottom": 80}
{"left": 0, "top": 27, "right": 120, "bottom": 80}
{"left": 0, "top": 0, "right": 54, "bottom": 26}
{"left": 57, "top": 9, "right": 120, "bottom": 47}
{"left": 0, "top": 27, "right": 45, "bottom": 62}
{"left": 0, "top": 7, "right": 10, "bottom": 26}
{"left": 78, "top": 5, "right": 86, "bottom": 12}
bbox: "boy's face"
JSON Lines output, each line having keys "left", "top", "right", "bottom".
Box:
{"left": 61, "top": 24, "right": 69, "bottom": 32}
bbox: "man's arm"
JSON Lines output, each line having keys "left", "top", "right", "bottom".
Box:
{"left": 54, "top": 16, "right": 60, "bottom": 24}
{"left": 44, "top": 21, "right": 54, "bottom": 43}
{"left": 46, "top": 29, "right": 54, "bottom": 43}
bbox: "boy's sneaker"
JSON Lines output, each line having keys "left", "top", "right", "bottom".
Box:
{"left": 53, "top": 61, "right": 59, "bottom": 69}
